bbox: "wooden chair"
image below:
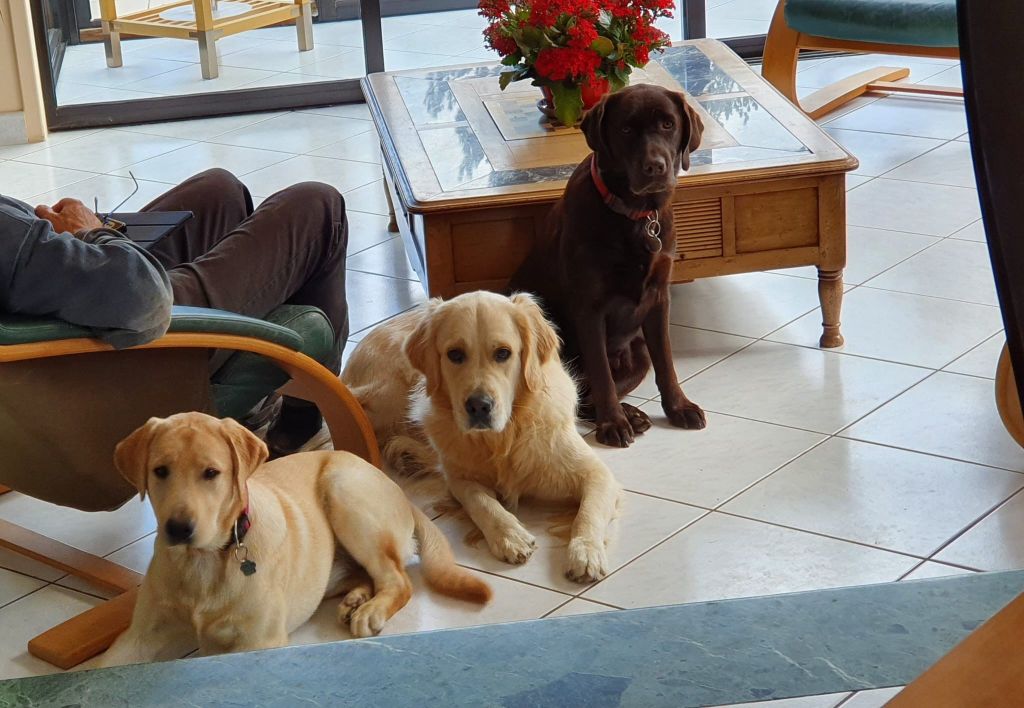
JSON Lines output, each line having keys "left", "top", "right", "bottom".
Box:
{"left": 100, "top": 0, "right": 314, "bottom": 80}
{"left": 761, "top": 0, "right": 961, "bottom": 119}
{"left": 0, "top": 305, "right": 378, "bottom": 669}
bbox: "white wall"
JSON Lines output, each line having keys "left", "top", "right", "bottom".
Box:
{"left": 0, "top": 0, "right": 47, "bottom": 144}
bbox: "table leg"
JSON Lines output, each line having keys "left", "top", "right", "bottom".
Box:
{"left": 382, "top": 164, "right": 399, "bottom": 233}
{"left": 198, "top": 33, "right": 219, "bottom": 79}
{"left": 296, "top": 0, "right": 314, "bottom": 51}
{"left": 817, "top": 268, "right": 844, "bottom": 348}
{"left": 102, "top": 23, "right": 122, "bottom": 67}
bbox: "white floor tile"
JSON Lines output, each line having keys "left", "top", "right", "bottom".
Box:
{"left": 827, "top": 95, "right": 967, "bottom": 140}
{"left": 584, "top": 512, "right": 916, "bottom": 608}
{"left": 707, "top": 0, "right": 777, "bottom": 22}
{"left": 289, "top": 564, "right": 567, "bottom": 646}
{"left": 16, "top": 131, "right": 192, "bottom": 174}
{"left": 211, "top": 111, "right": 372, "bottom": 154}
{"left": 592, "top": 404, "right": 824, "bottom": 508}
{"left": 768, "top": 287, "right": 1002, "bottom": 369}
{"left": 345, "top": 270, "right": 425, "bottom": 334}
{"left": 669, "top": 272, "right": 820, "bottom": 339}
{"left": 0, "top": 162, "right": 96, "bottom": 201}
{"left": 902, "top": 562, "right": 975, "bottom": 581}
{"left": 290, "top": 50, "right": 367, "bottom": 80}
{"left": 684, "top": 341, "right": 928, "bottom": 434}
{"left": 846, "top": 178, "right": 981, "bottom": 237}
{"left": 115, "top": 112, "right": 286, "bottom": 141}
{"left": 346, "top": 210, "right": 396, "bottom": 254}
{"left": 546, "top": 599, "right": 617, "bottom": 618}
{"left": 863, "top": 238, "right": 998, "bottom": 307}
{"left": 241, "top": 155, "right": 381, "bottom": 199}
{"left": 0, "top": 569, "right": 46, "bottom": 608}
{"left": 944, "top": 334, "right": 1003, "bottom": 379}
{"left": 310, "top": 133, "right": 382, "bottom": 164}
{"left": 846, "top": 174, "right": 871, "bottom": 190}
{"left": 347, "top": 236, "right": 420, "bottom": 281}
{"left": 119, "top": 142, "right": 292, "bottom": 185}
{"left": 383, "top": 26, "right": 489, "bottom": 55}
{"left": 0, "top": 129, "right": 102, "bottom": 161}
{"left": 712, "top": 694, "right": 850, "bottom": 708}
{"left": 723, "top": 438, "right": 1023, "bottom": 556}
{"left": 0, "top": 493, "right": 156, "bottom": 557}
{"left": 384, "top": 49, "right": 468, "bottom": 72}
{"left": 220, "top": 43, "right": 350, "bottom": 73}
{"left": 824, "top": 128, "right": 943, "bottom": 177}
{"left": 883, "top": 140, "right": 977, "bottom": 188}
{"left": 844, "top": 372, "right": 1024, "bottom": 472}
{"left": 918, "top": 65, "right": 962, "bottom": 88}
{"left": 0, "top": 586, "right": 103, "bottom": 680}
{"left": 935, "top": 492, "right": 1024, "bottom": 571}
{"left": 632, "top": 325, "right": 753, "bottom": 399}
{"left": 842, "top": 687, "right": 905, "bottom": 708}
{"left": 796, "top": 55, "right": 951, "bottom": 91}
{"left": 58, "top": 56, "right": 189, "bottom": 90}
{"left": 345, "top": 179, "right": 393, "bottom": 216}
{"left": 128, "top": 63, "right": 279, "bottom": 95}
{"left": 949, "top": 219, "right": 986, "bottom": 242}
{"left": 433, "top": 491, "right": 705, "bottom": 594}
{"left": 28, "top": 173, "right": 172, "bottom": 213}
{"left": 300, "top": 103, "right": 373, "bottom": 121}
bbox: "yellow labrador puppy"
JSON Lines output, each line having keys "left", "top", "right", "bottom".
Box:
{"left": 98, "top": 412, "right": 490, "bottom": 667}
{"left": 343, "top": 291, "right": 621, "bottom": 583}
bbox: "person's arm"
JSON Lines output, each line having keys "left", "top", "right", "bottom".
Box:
{"left": 3, "top": 202, "right": 173, "bottom": 349}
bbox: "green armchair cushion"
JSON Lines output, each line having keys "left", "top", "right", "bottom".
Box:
{"left": 0, "top": 306, "right": 304, "bottom": 350}
{"left": 785, "top": 0, "right": 959, "bottom": 48}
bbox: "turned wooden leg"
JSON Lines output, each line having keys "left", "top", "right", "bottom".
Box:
{"left": 817, "top": 268, "right": 844, "bottom": 348}
{"left": 382, "top": 164, "right": 399, "bottom": 233}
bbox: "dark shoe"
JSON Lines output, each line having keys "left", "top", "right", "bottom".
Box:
{"left": 239, "top": 393, "right": 282, "bottom": 432}
{"left": 265, "top": 397, "right": 323, "bottom": 458}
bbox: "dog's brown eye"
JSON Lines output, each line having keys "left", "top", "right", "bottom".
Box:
{"left": 620, "top": 125, "right": 631, "bottom": 134}
{"left": 494, "top": 347, "right": 512, "bottom": 363}
{"left": 662, "top": 120, "right": 674, "bottom": 130}
{"left": 203, "top": 468, "right": 220, "bottom": 481}
{"left": 447, "top": 349, "right": 466, "bottom": 364}
{"left": 153, "top": 466, "right": 169, "bottom": 479}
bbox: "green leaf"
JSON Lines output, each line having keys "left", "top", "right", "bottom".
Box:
{"left": 499, "top": 71, "right": 516, "bottom": 90}
{"left": 548, "top": 82, "right": 584, "bottom": 126}
{"left": 591, "top": 36, "right": 614, "bottom": 57}
{"left": 521, "top": 25, "right": 545, "bottom": 48}
{"left": 500, "top": 53, "right": 521, "bottom": 66}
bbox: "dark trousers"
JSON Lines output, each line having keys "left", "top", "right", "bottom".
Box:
{"left": 141, "top": 169, "right": 349, "bottom": 373}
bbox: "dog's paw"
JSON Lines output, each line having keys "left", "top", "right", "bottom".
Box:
{"left": 489, "top": 525, "right": 537, "bottom": 565}
{"left": 565, "top": 537, "right": 608, "bottom": 583}
{"left": 595, "top": 415, "right": 635, "bottom": 448}
{"left": 349, "top": 598, "right": 390, "bottom": 638}
{"left": 665, "top": 400, "right": 707, "bottom": 430}
{"left": 621, "top": 402, "right": 652, "bottom": 434}
{"left": 337, "top": 586, "right": 373, "bottom": 625}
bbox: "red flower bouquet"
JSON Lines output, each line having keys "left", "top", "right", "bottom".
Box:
{"left": 480, "top": 0, "right": 674, "bottom": 126}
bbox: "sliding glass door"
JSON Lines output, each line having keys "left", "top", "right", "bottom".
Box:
{"left": 33, "top": 0, "right": 773, "bottom": 129}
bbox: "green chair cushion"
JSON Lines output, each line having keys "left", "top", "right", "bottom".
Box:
{"left": 786, "top": 0, "right": 959, "bottom": 48}
{"left": 0, "top": 306, "right": 303, "bottom": 350}
{"left": 212, "top": 304, "right": 335, "bottom": 420}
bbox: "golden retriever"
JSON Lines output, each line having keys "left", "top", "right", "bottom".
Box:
{"left": 343, "top": 291, "right": 621, "bottom": 583}
{"left": 97, "top": 412, "right": 490, "bottom": 667}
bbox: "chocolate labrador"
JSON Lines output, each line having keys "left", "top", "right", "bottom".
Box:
{"left": 508, "top": 84, "right": 705, "bottom": 447}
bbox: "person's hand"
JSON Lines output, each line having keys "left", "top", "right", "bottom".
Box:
{"left": 35, "top": 198, "right": 103, "bottom": 236}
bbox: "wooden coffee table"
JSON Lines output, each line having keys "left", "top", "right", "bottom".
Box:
{"left": 361, "top": 38, "right": 858, "bottom": 347}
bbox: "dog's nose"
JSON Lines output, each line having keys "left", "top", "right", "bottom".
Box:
{"left": 164, "top": 518, "right": 195, "bottom": 545}
{"left": 643, "top": 156, "right": 668, "bottom": 177}
{"left": 464, "top": 394, "right": 494, "bottom": 428}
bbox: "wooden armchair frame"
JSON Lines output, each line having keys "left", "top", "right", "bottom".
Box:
{"left": 0, "top": 330, "right": 378, "bottom": 670}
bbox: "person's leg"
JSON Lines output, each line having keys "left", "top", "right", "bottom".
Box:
{"left": 166, "top": 181, "right": 349, "bottom": 364}
{"left": 142, "top": 168, "right": 254, "bottom": 269}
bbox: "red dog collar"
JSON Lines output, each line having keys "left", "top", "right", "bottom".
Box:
{"left": 589, "top": 154, "right": 658, "bottom": 221}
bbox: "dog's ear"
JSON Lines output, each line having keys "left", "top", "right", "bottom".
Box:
{"left": 672, "top": 92, "right": 704, "bottom": 172}
{"left": 581, "top": 93, "right": 611, "bottom": 155}
{"left": 114, "top": 417, "right": 163, "bottom": 501}
{"left": 221, "top": 418, "right": 268, "bottom": 510}
{"left": 405, "top": 298, "right": 444, "bottom": 396}
{"left": 511, "top": 292, "right": 560, "bottom": 393}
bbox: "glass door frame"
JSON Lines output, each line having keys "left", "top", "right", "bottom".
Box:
{"left": 34, "top": 0, "right": 770, "bottom": 131}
